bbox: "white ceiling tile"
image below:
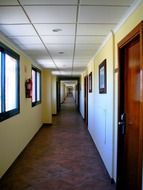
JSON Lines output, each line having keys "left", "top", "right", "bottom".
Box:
{"left": 80, "top": 0, "right": 134, "bottom": 6}
{"left": 24, "top": 6, "right": 77, "bottom": 23}
{"left": 60, "top": 71, "right": 72, "bottom": 75}
{"left": 47, "top": 45, "right": 74, "bottom": 58}
{"left": 74, "top": 61, "right": 87, "bottom": 65}
{"left": 37, "top": 59, "right": 56, "bottom": 68}
{"left": 76, "top": 44, "right": 99, "bottom": 50}
{"left": 19, "top": 43, "right": 45, "bottom": 50}
{"left": 75, "top": 50, "right": 96, "bottom": 57}
{"left": 76, "top": 36, "right": 104, "bottom": 44}
{"left": 34, "top": 24, "right": 76, "bottom": 35}
{"left": 42, "top": 36, "right": 75, "bottom": 44}
{"left": 71, "top": 71, "right": 82, "bottom": 75}
{"left": 77, "top": 24, "right": 116, "bottom": 35}
{"left": 20, "top": 0, "right": 78, "bottom": 5}
{"left": 54, "top": 60, "right": 72, "bottom": 67}
{"left": 25, "top": 49, "right": 50, "bottom": 60}
{"left": 0, "top": 24, "right": 37, "bottom": 36}
{"left": 72, "top": 67, "right": 86, "bottom": 72}
{"left": 9, "top": 36, "right": 42, "bottom": 45}
{"left": 47, "top": 44, "right": 74, "bottom": 51}
{"left": 50, "top": 53, "right": 73, "bottom": 59}
{"left": 53, "top": 60, "right": 73, "bottom": 69}
{"left": 78, "top": 6, "right": 129, "bottom": 23}
{"left": 0, "top": 0, "right": 19, "bottom": 5}
{"left": 0, "top": 7, "right": 29, "bottom": 24}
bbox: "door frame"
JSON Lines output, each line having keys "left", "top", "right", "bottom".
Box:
{"left": 56, "top": 76, "right": 80, "bottom": 112}
{"left": 117, "top": 21, "right": 143, "bottom": 189}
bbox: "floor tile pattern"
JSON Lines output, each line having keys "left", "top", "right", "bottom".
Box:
{"left": 0, "top": 96, "right": 115, "bottom": 190}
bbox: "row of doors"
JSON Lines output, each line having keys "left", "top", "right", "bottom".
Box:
{"left": 83, "top": 22, "right": 143, "bottom": 190}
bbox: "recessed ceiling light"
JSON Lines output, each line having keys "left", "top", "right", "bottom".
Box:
{"left": 58, "top": 52, "right": 64, "bottom": 54}
{"left": 52, "top": 28, "right": 62, "bottom": 32}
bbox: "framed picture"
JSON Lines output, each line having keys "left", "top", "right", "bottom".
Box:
{"left": 89, "top": 72, "right": 92, "bottom": 93}
{"left": 99, "top": 59, "right": 107, "bottom": 93}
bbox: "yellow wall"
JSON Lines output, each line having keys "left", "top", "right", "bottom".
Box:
{"left": 0, "top": 35, "right": 43, "bottom": 177}
{"left": 42, "top": 70, "right": 52, "bottom": 124}
{"left": 52, "top": 75, "right": 57, "bottom": 115}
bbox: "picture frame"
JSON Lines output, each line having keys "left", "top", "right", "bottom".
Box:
{"left": 99, "top": 59, "right": 107, "bottom": 93}
{"left": 89, "top": 72, "right": 92, "bottom": 93}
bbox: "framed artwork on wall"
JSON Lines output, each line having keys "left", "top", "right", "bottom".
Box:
{"left": 89, "top": 72, "right": 92, "bottom": 93}
{"left": 99, "top": 59, "right": 107, "bottom": 93}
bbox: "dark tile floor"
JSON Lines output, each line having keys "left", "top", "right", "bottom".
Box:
{"left": 0, "top": 96, "right": 115, "bottom": 190}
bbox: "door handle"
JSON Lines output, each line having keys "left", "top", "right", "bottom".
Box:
{"left": 118, "top": 113, "right": 126, "bottom": 135}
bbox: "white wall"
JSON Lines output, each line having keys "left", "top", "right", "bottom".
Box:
{"left": 60, "top": 82, "right": 65, "bottom": 103}
{"left": 80, "top": 2, "right": 143, "bottom": 184}
{"left": 80, "top": 73, "right": 86, "bottom": 118}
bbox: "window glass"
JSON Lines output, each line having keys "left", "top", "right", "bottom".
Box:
{"left": 32, "top": 67, "right": 41, "bottom": 106}
{"left": 37, "top": 72, "right": 40, "bottom": 102}
{"left": 32, "top": 70, "right": 36, "bottom": 103}
{"left": 0, "top": 52, "right": 1, "bottom": 113}
{"left": 0, "top": 42, "right": 19, "bottom": 122}
{"left": 5, "top": 54, "right": 17, "bottom": 111}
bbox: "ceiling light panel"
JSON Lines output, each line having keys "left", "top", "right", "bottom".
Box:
{"left": 76, "top": 36, "right": 105, "bottom": 44}
{"left": 80, "top": 0, "right": 134, "bottom": 6}
{"left": 0, "top": 7, "right": 30, "bottom": 24}
{"left": 42, "top": 36, "right": 75, "bottom": 44}
{"left": 20, "top": 0, "right": 78, "bottom": 5}
{"left": 77, "top": 24, "right": 116, "bottom": 35}
{"left": 0, "top": 0, "right": 19, "bottom": 5}
{"left": 78, "top": 6, "right": 129, "bottom": 23}
{"left": 0, "top": 24, "right": 37, "bottom": 37}
{"left": 34, "top": 24, "right": 76, "bottom": 35}
{"left": 24, "top": 6, "right": 77, "bottom": 23}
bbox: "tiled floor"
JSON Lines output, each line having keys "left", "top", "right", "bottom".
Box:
{"left": 0, "top": 96, "right": 115, "bottom": 190}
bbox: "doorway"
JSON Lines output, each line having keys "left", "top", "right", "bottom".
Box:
{"left": 84, "top": 75, "right": 88, "bottom": 126}
{"left": 56, "top": 76, "right": 80, "bottom": 112}
{"left": 117, "top": 22, "right": 143, "bottom": 190}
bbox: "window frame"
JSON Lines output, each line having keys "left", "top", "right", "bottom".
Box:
{"left": 0, "top": 42, "right": 20, "bottom": 122}
{"left": 32, "top": 66, "right": 41, "bottom": 107}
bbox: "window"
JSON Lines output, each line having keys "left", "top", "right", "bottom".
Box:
{"left": 0, "top": 42, "right": 20, "bottom": 121}
{"left": 32, "top": 67, "right": 41, "bottom": 106}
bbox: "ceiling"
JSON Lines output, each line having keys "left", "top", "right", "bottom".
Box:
{"left": 0, "top": 0, "right": 137, "bottom": 76}
{"left": 61, "top": 80, "right": 77, "bottom": 87}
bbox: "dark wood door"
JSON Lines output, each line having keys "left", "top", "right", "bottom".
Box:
{"left": 117, "top": 23, "right": 143, "bottom": 190}
{"left": 84, "top": 76, "right": 88, "bottom": 126}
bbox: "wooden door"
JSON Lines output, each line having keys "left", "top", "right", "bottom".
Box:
{"left": 117, "top": 22, "right": 143, "bottom": 190}
{"left": 84, "top": 76, "right": 88, "bottom": 126}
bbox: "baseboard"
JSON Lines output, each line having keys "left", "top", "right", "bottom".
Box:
{"left": 52, "top": 114, "right": 57, "bottom": 116}
{"left": 42, "top": 123, "right": 52, "bottom": 127}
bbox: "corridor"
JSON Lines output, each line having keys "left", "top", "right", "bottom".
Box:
{"left": 0, "top": 96, "right": 115, "bottom": 190}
